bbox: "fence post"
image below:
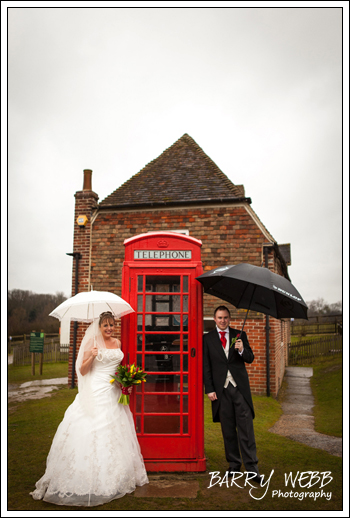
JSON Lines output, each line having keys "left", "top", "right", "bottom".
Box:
{"left": 31, "top": 352, "right": 35, "bottom": 375}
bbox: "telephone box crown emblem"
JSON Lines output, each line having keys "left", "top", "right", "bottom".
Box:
{"left": 157, "top": 239, "right": 169, "bottom": 248}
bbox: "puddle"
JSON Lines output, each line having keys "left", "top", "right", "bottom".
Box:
{"left": 8, "top": 385, "right": 60, "bottom": 402}
{"left": 8, "top": 378, "right": 68, "bottom": 403}
{"left": 20, "top": 378, "right": 68, "bottom": 388}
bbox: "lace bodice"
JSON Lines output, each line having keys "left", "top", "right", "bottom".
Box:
{"left": 96, "top": 347, "right": 124, "bottom": 363}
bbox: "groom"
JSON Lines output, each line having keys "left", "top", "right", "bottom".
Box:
{"left": 203, "top": 305, "right": 261, "bottom": 483}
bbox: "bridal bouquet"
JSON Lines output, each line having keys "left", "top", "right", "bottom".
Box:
{"left": 110, "top": 363, "right": 147, "bottom": 405}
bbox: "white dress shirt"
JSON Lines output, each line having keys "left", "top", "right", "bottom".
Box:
{"left": 216, "top": 326, "right": 243, "bottom": 389}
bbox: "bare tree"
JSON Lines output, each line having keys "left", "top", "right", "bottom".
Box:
{"left": 7, "top": 290, "right": 67, "bottom": 336}
{"left": 306, "top": 298, "right": 342, "bottom": 317}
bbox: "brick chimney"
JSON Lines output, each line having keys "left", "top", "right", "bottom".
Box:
{"left": 71, "top": 169, "right": 99, "bottom": 295}
{"left": 69, "top": 169, "right": 99, "bottom": 386}
{"left": 83, "top": 168, "right": 92, "bottom": 191}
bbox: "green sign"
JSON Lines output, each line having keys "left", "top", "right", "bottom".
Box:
{"left": 29, "top": 332, "right": 44, "bottom": 353}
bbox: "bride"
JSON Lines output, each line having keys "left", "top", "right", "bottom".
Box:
{"left": 30, "top": 311, "right": 149, "bottom": 506}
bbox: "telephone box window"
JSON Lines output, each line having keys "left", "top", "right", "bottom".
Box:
{"left": 143, "top": 394, "right": 181, "bottom": 413}
{"left": 183, "top": 276, "right": 188, "bottom": 292}
{"left": 145, "top": 275, "right": 181, "bottom": 291}
{"left": 183, "top": 395, "right": 189, "bottom": 413}
{"left": 136, "top": 374, "right": 181, "bottom": 392}
{"left": 183, "top": 355, "right": 188, "bottom": 372}
{"left": 144, "top": 415, "right": 180, "bottom": 434}
{"left": 143, "top": 354, "right": 181, "bottom": 372}
{"left": 183, "top": 415, "right": 188, "bottom": 434}
{"left": 183, "top": 375, "right": 188, "bottom": 390}
{"left": 156, "top": 302, "right": 169, "bottom": 312}
{"left": 140, "top": 334, "right": 181, "bottom": 352}
{"left": 155, "top": 316, "right": 170, "bottom": 327}
{"left": 136, "top": 415, "right": 141, "bottom": 433}
{"left": 183, "top": 295, "right": 188, "bottom": 312}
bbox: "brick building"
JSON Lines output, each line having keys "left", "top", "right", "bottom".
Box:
{"left": 69, "top": 134, "right": 291, "bottom": 397}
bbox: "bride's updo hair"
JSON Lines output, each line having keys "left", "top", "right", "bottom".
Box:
{"left": 99, "top": 311, "right": 115, "bottom": 327}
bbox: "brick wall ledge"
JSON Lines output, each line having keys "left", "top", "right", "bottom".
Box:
{"left": 98, "top": 197, "right": 252, "bottom": 210}
{"left": 75, "top": 190, "right": 99, "bottom": 199}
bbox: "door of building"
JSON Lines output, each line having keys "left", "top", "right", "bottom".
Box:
{"left": 122, "top": 233, "right": 205, "bottom": 471}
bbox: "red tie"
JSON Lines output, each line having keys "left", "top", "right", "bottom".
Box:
{"left": 220, "top": 331, "right": 227, "bottom": 349}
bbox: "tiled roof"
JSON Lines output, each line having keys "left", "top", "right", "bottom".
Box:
{"left": 99, "top": 134, "right": 247, "bottom": 208}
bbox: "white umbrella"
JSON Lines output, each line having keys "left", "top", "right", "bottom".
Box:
{"left": 49, "top": 290, "right": 134, "bottom": 323}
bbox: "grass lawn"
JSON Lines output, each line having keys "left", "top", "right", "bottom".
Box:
{"left": 290, "top": 334, "right": 329, "bottom": 344}
{"left": 309, "top": 356, "right": 343, "bottom": 437}
{"left": 8, "top": 362, "right": 69, "bottom": 384}
{"left": 7, "top": 360, "right": 343, "bottom": 511}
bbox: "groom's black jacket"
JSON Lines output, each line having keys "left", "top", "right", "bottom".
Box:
{"left": 203, "top": 327, "right": 255, "bottom": 422}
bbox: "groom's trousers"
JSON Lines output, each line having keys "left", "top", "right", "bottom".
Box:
{"left": 218, "top": 382, "right": 259, "bottom": 474}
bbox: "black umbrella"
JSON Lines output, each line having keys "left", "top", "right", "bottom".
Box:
{"left": 196, "top": 263, "right": 308, "bottom": 333}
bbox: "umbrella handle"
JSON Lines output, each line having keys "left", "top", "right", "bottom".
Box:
{"left": 93, "top": 334, "right": 103, "bottom": 361}
{"left": 240, "top": 309, "right": 249, "bottom": 336}
{"left": 239, "top": 284, "right": 256, "bottom": 336}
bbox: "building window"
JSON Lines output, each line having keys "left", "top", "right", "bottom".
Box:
{"left": 203, "top": 318, "right": 215, "bottom": 334}
{"left": 147, "top": 229, "right": 189, "bottom": 235}
{"left": 169, "top": 229, "right": 190, "bottom": 236}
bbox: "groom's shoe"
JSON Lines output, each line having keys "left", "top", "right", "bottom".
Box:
{"left": 250, "top": 473, "right": 262, "bottom": 485}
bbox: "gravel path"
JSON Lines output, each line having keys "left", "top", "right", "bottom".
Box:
{"left": 269, "top": 367, "right": 342, "bottom": 457}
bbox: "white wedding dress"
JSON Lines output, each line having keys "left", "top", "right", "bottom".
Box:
{"left": 30, "top": 348, "right": 148, "bottom": 506}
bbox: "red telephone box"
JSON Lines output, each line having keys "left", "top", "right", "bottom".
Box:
{"left": 122, "top": 232, "right": 206, "bottom": 471}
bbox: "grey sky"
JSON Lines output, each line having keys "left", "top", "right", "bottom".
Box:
{"left": 5, "top": 4, "right": 346, "bottom": 305}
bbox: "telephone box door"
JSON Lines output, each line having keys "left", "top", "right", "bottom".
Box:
{"left": 122, "top": 233, "right": 205, "bottom": 472}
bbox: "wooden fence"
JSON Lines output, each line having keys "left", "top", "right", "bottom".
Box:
{"left": 8, "top": 334, "right": 59, "bottom": 354}
{"left": 291, "top": 317, "right": 342, "bottom": 336}
{"left": 12, "top": 338, "right": 69, "bottom": 366}
{"left": 288, "top": 335, "right": 343, "bottom": 365}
